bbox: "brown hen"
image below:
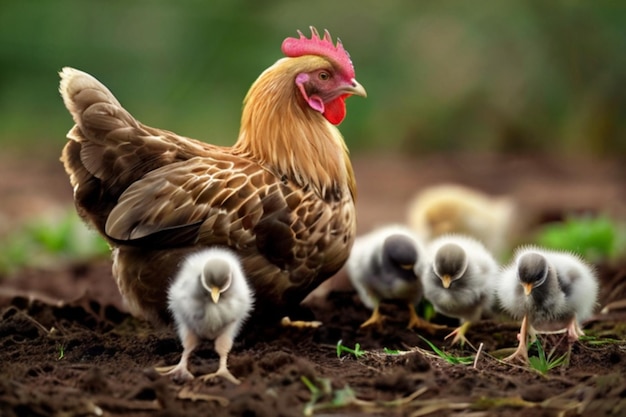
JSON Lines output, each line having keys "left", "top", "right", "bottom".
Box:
{"left": 59, "top": 28, "right": 366, "bottom": 324}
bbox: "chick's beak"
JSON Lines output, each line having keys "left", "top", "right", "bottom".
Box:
{"left": 210, "top": 286, "right": 221, "bottom": 303}
{"left": 343, "top": 78, "right": 367, "bottom": 97}
{"left": 441, "top": 275, "right": 452, "bottom": 289}
{"left": 522, "top": 282, "right": 534, "bottom": 296}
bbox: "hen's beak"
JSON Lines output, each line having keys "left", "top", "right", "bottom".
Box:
{"left": 441, "top": 274, "right": 452, "bottom": 289}
{"left": 344, "top": 79, "right": 367, "bottom": 97}
{"left": 522, "top": 283, "right": 534, "bottom": 296}
{"left": 210, "top": 286, "right": 221, "bottom": 303}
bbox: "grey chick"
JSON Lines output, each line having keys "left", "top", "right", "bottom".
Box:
{"left": 422, "top": 234, "right": 499, "bottom": 346}
{"left": 346, "top": 225, "right": 443, "bottom": 332}
{"left": 159, "top": 247, "right": 253, "bottom": 384}
{"left": 497, "top": 246, "right": 598, "bottom": 363}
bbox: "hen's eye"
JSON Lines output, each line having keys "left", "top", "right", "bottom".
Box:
{"left": 318, "top": 71, "right": 330, "bottom": 81}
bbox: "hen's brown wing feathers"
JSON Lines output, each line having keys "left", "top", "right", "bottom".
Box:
{"left": 105, "top": 155, "right": 259, "bottom": 242}
{"left": 105, "top": 153, "right": 347, "bottom": 276}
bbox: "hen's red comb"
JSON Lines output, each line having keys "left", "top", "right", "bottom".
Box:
{"left": 281, "top": 27, "right": 355, "bottom": 79}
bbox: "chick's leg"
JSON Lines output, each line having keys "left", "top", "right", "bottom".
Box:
{"left": 503, "top": 315, "right": 530, "bottom": 363}
{"left": 360, "top": 304, "right": 384, "bottom": 328}
{"left": 156, "top": 327, "right": 199, "bottom": 382}
{"left": 199, "top": 330, "right": 240, "bottom": 385}
{"left": 445, "top": 321, "right": 472, "bottom": 346}
{"left": 566, "top": 317, "right": 584, "bottom": 342}
{"left": 407, "top": 303, "right": 446, "bottom": 334}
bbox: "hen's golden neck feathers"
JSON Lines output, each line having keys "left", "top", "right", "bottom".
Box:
{"left": 233, "top": 56, "right": 356, "bottom": 200}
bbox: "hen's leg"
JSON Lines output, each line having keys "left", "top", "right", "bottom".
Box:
{"left": 281, "top": 316, "right": 322, "bottom": 328}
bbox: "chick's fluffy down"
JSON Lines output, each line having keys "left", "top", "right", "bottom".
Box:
{"left": 168, "top": 248, "right": 254, "bottom": 340}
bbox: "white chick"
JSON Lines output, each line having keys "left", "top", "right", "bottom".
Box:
{"left": 346, "top": 225, "right": 443, "bottom": 332}
{"left": 497, "top": 246, "right": 598, "bottom": 362}
{"left": 407, "top": 183, "right": 517, "bottom": 257}
{"left": 160, "top": 247, "right": 253, "bottom": 384}
{"left": 422, "top": 234, "right": 499, "bottom": 346}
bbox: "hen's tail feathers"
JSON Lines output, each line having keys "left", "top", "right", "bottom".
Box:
{"left": 59, "top": 67, "right": 177, "bottom": 234}
{"left": 59, "top": 67, "right": 139, "bottom": 143}
{"left": 59, "top": 68, "right": 218, "bottom": 236}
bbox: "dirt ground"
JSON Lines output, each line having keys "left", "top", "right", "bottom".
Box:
{"left": 1, "top": 151, "right": 626, "bottom": 417}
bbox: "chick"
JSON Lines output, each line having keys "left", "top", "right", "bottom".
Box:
{"left": 497, "top": 246, "right": 598, "bottom": 362}
{"left": 422, "top": 235, "right": 499, "bottom": 346}
{"left": 407, "top": 184, "right": 517, "bottom": 257}
{"left": 159, "top": 248, "right": 253, "bottom": 384}
{"left": 346, "top": 225, "right": 443, "bottom": 332}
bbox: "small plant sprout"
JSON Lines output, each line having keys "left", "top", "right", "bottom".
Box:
{"left": 301, "top": 376, "right": 326, "bottom": 416}
{"left": 57, "top": 344, "right": 65, "bottom": 360}
{"left": 527, "top": 339, "right": 569, "bottom": 375}
{"left": 301, "top": 376, "right": 361, "bottom": 416}
{"left": 383, "top": 347, "right": 401, "bottom": 355}
{"left": 579, "top": 335, "right": 625, "bottom": 346}
{"left": 420, "top": 300, "right": 437, "bottom": 322}
{"left": 418, "top": 336, "right": 474, "bottom": 365}
{"left": 336, "top": 340, "right": 367, "bottom": 359}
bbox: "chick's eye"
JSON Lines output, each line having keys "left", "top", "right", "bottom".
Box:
{"left": 318, "top": 71, "right": 330, "bottom": 81}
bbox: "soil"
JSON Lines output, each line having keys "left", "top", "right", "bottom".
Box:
{"left": 1, "top": 151, "right": 626, "bottom": 417}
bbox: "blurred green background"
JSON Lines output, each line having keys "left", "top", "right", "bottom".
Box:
{"left": 1, "top": 0, "right": 625, "bottom": 155}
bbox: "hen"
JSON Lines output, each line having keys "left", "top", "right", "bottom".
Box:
{"left": 59, "top": 28, "right": 366, "bottom": 324}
